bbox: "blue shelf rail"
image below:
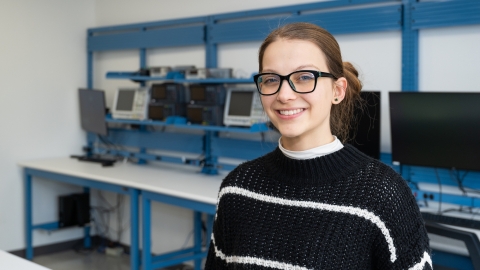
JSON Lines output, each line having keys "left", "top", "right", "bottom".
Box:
{"left": 97, "top": 115, "right": 273, "bottom": 174}
{"left": 106, "top": 71, "right": 255, "bottom": 84}
{"left": 105, "top": 115, "right": 269, "bottom": 133}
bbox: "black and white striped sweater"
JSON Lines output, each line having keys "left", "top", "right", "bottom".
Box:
{"left": 205, "top": 145, "right": 432, "bottom": 270}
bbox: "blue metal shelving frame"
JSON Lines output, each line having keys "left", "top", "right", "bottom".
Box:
{"left": 24, "top": 168, "right": 141, "bottom": 270}
{"left": 142, "top": 191, "right": 215, "bottom": 270}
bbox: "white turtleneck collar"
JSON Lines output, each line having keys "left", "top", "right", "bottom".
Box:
{"left": 279, "top": 136, "right": 344, "bottom": 160}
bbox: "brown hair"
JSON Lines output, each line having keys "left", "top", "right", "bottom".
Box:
{"left": 258, "top": 22, "right": 363, "bottom": 143}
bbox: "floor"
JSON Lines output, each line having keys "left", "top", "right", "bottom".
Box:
{"left": 33, "top": 249, "right": 130, "bottom": 270}
{"left": 32, "top": 249, "right": 194, "bottom": 270}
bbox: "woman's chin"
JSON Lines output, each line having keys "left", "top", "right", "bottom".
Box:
{"left": 276, "top": 127, "right": 302, "bottom": 139}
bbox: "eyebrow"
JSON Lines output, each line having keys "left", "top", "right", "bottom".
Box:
{"left": 262, "top": 65, "right": 322, "bottom": 74}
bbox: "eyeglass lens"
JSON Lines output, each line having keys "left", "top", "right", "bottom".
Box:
{"left": 256, "top": 71, "right": 316, "bottom": 95}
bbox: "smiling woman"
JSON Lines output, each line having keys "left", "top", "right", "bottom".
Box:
{"left": 205, "top": 22, "right": 432, "bottom": 270}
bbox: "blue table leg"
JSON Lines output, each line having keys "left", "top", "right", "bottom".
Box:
{"left": 24, "top": 171, "right": 33, "bottom": 260}
{"left": 83, "top": 187, "right": 91, "bottom": 249}
{"left": 142, "top": 194, "right": 152, "bottom": 270}
{"left": 194, "top": 211, "right": 202, "bottom": 270}
{"left": 205, "top": 214, "right": 214, "bottom": 251}
{"left": 130, "top": 188, "right": 140, "bottom": 270}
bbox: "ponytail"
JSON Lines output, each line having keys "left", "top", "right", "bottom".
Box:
{"left": 331, "top": 62, "right": 363, "bottom": 143}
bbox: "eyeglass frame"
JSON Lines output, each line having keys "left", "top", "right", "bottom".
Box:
{"left": 253, "top": 70, "right": 338, "bottom": 96}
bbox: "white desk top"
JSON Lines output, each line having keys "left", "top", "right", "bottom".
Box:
{"left": 0, "top": 250, "right": 51, "bottom": 270}
{"left": 18, "top": 157, "right": 226, "bottom": 205}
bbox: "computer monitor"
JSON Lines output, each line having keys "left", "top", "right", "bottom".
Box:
{"left": 347, "top": 91, "right": 381, "bottom": 159}
{"left": 111, "top": 87, "right": 149, "bottom": 120}
{"left": 78, "top": 88, "right": 108, "bottom": 136}
{"left": 389, "top": 92, "right": 480, "bottom": 171}
{"left": 223, "top": 86, "right": 267, "bottom": 127}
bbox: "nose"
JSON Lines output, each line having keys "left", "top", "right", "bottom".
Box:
{"left": 276, "top": 78, "right": 297, "bottom": 103}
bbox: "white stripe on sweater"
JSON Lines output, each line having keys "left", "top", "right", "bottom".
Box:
{"left": 211, "top": 235, "right": 311, "bottom": 270}
{"left": 408, "top": 251, "right": 432, "bottom": 270}
{"left": 217, "top": 186, "right": 397, "bottom": 263}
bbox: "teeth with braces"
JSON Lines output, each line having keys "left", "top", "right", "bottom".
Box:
{"left": 279, "top": 109, "right": 303, "bottom": 116}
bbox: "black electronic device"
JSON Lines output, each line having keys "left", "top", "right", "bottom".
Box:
{"left": 422, "top": 212, "right": 480, "bottom": 230}
{"left": 59, "top": 193, "right": 90, "bottom": 228}
{"left": 186, "top": 105, "right": 224, "bottom": 126}
{"left": 150, "top": 83, "right": 186, "bottom": 103}
{"left": 76, "top": 88, "right": 117, "bottom": 166}
{"left": 424, "top": 220, "right": 480, "bottom": 269}
{"left": 71, "top": 154, "right": 116, "bottom": 167}
{"left": 188, "top": 84, "right": 225, "bottom": 105}
{"left": 207, "top": 68, "right": 233, "bottom": 79}
{"left": 223, "top": 86, "right": 267, "bottom": 127}
{"left": 185, "top": 68, "right": 207, "bottom": 79}
{"left": 149, "top": 66, "right": 171, "bottom": 77}
{"left": 148, "top": 103, "right": 186, "bottom": 121}
{"left": 185, "top": 68, "right": 232, "bottom": 79}
{"left": 347, "top": 91, "right": 381, "bottom": 159}
{"left": 389, "top": 92, "right": 480, "bottom": 171}
{"left": 78, "top": 88, "right": 108, "bottom": 136}
{"left": 111, "top": 87, "right": 149, "bottom": 120}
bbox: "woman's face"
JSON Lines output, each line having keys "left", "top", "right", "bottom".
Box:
{"left": 261, "top": 39, "right": 337, "bottom": 151}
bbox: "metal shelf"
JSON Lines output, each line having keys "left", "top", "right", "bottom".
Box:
{"left": 106, "top": 71, "right": 254, "bottom": 84}
{"left": 105, "top": 115, "right": 269, "bottom": 133}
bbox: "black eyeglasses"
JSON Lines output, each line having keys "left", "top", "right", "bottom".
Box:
{"left": 253, "top": 70, "right": 337, "bottom": 96}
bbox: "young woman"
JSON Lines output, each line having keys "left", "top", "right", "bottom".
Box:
{"left": 205, "top": 22, "right": 432, "bottom": 270}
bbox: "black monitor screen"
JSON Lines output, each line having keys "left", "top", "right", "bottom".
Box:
{"left": 187, "top": 107, "right": 203, "bottom": 123}
{"left": 190, "top": 85, "right": 206, "bottom": 101}
{"left": 228, "top": 91, "right": 253, "bottom": 116}
{"left": 78, "top": 88, "right": 107, "bottom": 136}
{"left": 347, "top": 91, "right": 381, "bottom": 159}
{"left": 116, "top": 90, "right": 135, "bottom": 111}
{"left": 389, "top": 92, "right": 480, "bottom": 171}
{"left": 151, "top": 84, "right": 167, "bottom": 100}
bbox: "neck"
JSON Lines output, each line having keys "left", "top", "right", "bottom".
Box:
{"left": 264, "top": 144, "right": 373, "bottom": 185}
{"left": 279, "top": 136, "right": 343, "bottom": 160}
{"left": 280, "top": 134, "right": 335, "bottom": 151}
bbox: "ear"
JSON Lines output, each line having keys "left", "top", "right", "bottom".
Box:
{"left": 332, "top": 77, "right": 347, "bottom": 104}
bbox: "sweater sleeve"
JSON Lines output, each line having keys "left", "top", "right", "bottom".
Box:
{"left": 205, "top": 198, "right": 224, "bottom": 269}
{"left": 205, "top": 211, "right": 228, "bottom": 270}
{"left": 371, "top": 167, "right": 432, "bottom": 270}
{"left": 205, "top": 170, "right": 237, "bottom": 269}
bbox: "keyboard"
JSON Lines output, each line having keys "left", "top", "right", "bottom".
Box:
{"left": 71, "top": 155, "right": 116, "bottom": 166}
{"left": 421, "top": 212, "right": 480, "bottom": 230}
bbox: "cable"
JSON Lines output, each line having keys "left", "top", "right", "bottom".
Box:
{"left": 434, "top": 168, "right": 443, "bottom": 214}
{"left": 181, "top": 230, "right": 194, "bottom": 250}
{"left": 89, "top": 190, "right": 127, "bottom": 247}
{"left": 450, "top": 168, "right": 467, "bottom": 195}
{"left": 96, "top": 134, "right": 132, "bottom": 162}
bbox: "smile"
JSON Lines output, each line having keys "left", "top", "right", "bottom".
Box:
{"left": 278, "top": 109, "right": 304, "bottom": 116}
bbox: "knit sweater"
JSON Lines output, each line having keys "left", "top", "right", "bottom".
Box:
{"left": 205, "top": 145, "right": 432, "bottom": 270}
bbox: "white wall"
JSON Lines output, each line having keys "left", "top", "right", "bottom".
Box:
{"left": 94, "top": 0, "right": 326, "bottom": 27}
{"left": 419, "top": 24, "right": 480, "bottom": 92}
{"left": 0, "top": 1, "right": 95, "bottom": 251}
